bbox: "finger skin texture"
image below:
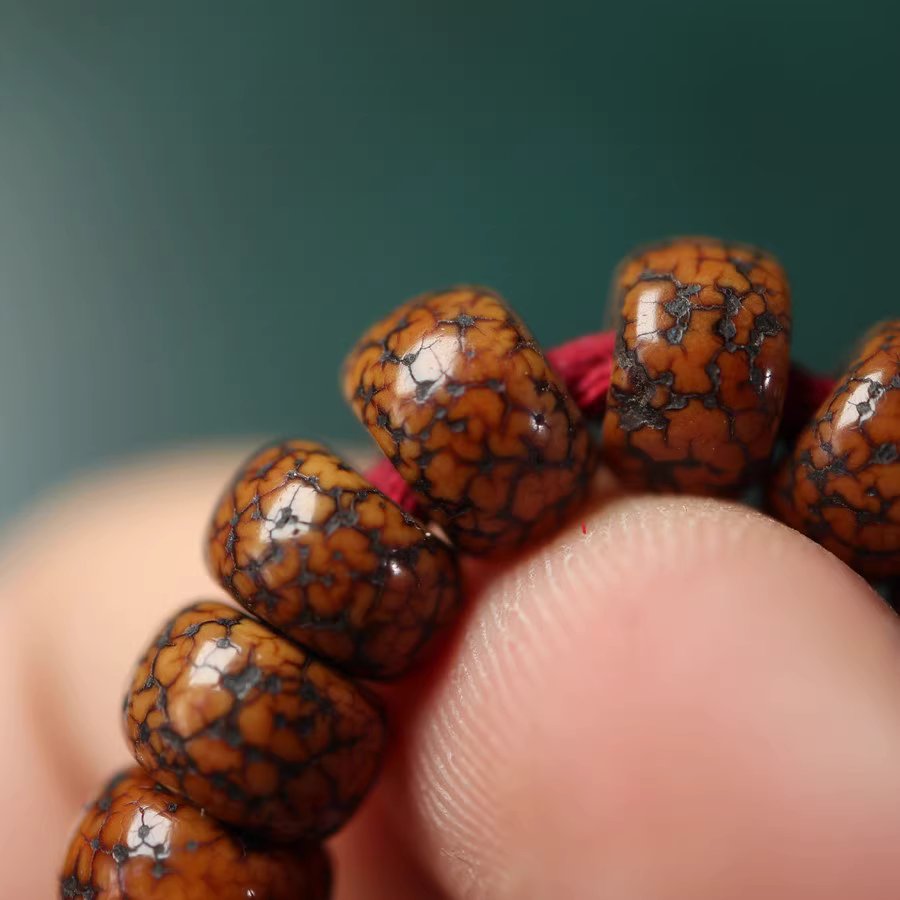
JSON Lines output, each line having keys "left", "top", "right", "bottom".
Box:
{"left": 402, "top": 497, "right": 900, "bottom": 899}
{"left": 2, "top": 448, "right": 900, "bottom": 899}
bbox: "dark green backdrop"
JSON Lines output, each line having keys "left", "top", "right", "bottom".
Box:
{"left": 1, "top": 2, "right": 897, "bottom": 521}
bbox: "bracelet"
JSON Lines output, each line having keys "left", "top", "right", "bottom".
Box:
{"left": 60, "top": 237, "right": 899, "bottom": 898}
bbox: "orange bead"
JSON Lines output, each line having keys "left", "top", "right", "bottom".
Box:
{"left": 770, "top": 321, "right": 900, "bottom": 579}
{"left": 122, "top": 601, "right": 385, "bottom": 842}
{"left": 603, "top": 238, "right": 792, "bottom": 495}
{"left": 343, "top": 287, "right": 593, "bottom": 553}
{"left": 60, "top": 767, "right": 331, "bottom": 899}
{"left": 207, "top": 440, "right": 461, "bottom": 679}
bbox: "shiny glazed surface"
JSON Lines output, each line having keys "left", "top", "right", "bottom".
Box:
{"left": 343, "top": 287, "right": 592, "bottom": 553}
{"left": 770, "top": 321, "right": 900, "bottom": 578}
{"left": 123, "top": 601, "right": 385, "bottom": 841}
{"left": 602, "top": 238, "right": 792, "bottom": 494}
{"left": 60, "top": 767, "right": 331, "bottom": 899}
{"left": 207, "top": 440, "right": 461, "bottom": 679}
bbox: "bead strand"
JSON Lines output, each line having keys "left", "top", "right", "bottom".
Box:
{"left": 363, "top": 333, "right": 837, "bottom": 516}
{"left": 60, "top": 236, "right": 898, "bottom": 898}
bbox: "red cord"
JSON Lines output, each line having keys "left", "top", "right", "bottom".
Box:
{"left": 364, "top": 330, "right": 835, "bottom": 512}
{"left": 782, "top": 365, "right": 836, "bottom": 439}
{"left": 545, "top": 330, "right": 616, "bottom": 418}
{"left": 366, "top": 455, "right": 420, "bottom": 514}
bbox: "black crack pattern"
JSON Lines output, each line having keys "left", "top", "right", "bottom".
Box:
{"left": 59, "top": 767, "right": 331, "bottom": 899}
{"left": 207, "top": 440, "right": 462, "bottom": 679}
{"left": 603, "top": 238, "right": 792, "bottom": 495}
{"left": 770, "top": 320, "right": 900, "bottom": 579}
{"left": 343, "top": 287, "right": 593, "bottom": 553}
{"left": 122, "top": 601, "right": 386, "bottom": 842}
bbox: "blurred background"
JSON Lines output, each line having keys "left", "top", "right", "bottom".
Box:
{"left": 1, "top": 1, "right": 897, "bottom": 524}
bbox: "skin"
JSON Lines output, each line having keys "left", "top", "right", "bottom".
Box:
{"left": 2, "top": 445, "right": 900, "bottom": 898}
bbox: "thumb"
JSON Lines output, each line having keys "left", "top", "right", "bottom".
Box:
{"left": 389, "top": 496, "right": 900, "bottom": 899}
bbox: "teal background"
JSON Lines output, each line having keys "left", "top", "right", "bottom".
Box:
{"left": 1, "top": 2, "right": 897, "bottom": 521}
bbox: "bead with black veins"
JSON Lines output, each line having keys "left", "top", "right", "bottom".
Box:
{"left": 343, "top": 287, "right": 593, "bottom": 553}
{"left": 60, "top": 767, "right": 331, "bottom": 899}
{"left": 770, "top": 320, "right": 900, "bottom": 578}
{"left": 207, "top": 440, "right": 462, "bottom": 679}
{"left": 603, "top": 238, "right": 792, "bottom": 495}
{"left": 122, "top": 601, "right": 385, "bottom": 842}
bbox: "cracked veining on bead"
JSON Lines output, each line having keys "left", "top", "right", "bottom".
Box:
{"left": 207, "top": 440, "right": 462, "bottom": 679}
{"left": 342, "top": 287, "right": 593, "bottom": 553}
{"left": 602, "top": 238, "right": 792, "bottom": 494}
{"left": 770, "top": 320, "right": 900, "bottom": 578}
{"left": 123, "top": 601, "right": 385, "bottom": 842}
{"left": 60, "top": 767, "right": 331, "bottom": 899}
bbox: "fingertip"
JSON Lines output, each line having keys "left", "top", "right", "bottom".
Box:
{"left": 401, "top": 496, "right": 900, "bottom": 899}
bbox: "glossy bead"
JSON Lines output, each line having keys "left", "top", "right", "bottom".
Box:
{"left": 123, "top": 601, "right": 385, "bottom": 842}
{"left": 60, "top": 767, "right": 331, "bottom": 900}
{"left": 602, "top": 238, "right": 792, "bottom": 494}
{"left": 342, "top": 287, "right": 593, "bottom": 553}
{"left": 207, "top": 440, "right": 461, "bottom": 679}
{"left": 769, "top": 321, "right": 900, "bottom": 578}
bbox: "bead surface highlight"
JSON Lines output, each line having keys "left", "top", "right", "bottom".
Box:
{"left": 343, "top": 287, "right": 593, "bottom": 553}
{"left": 207, "top": 440, "right": 461, "bottom": 679}
{"left": 602, "top": 238, "right": 792, "bottom": 495}
{"left": 60, "top": 767, "right": 331, "bottom": 899}
{"left": 123, "top": 601, "right": 385, "bottom": 842}
{"left": 770, "top": 320, "right": 900, "bottom": 578}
